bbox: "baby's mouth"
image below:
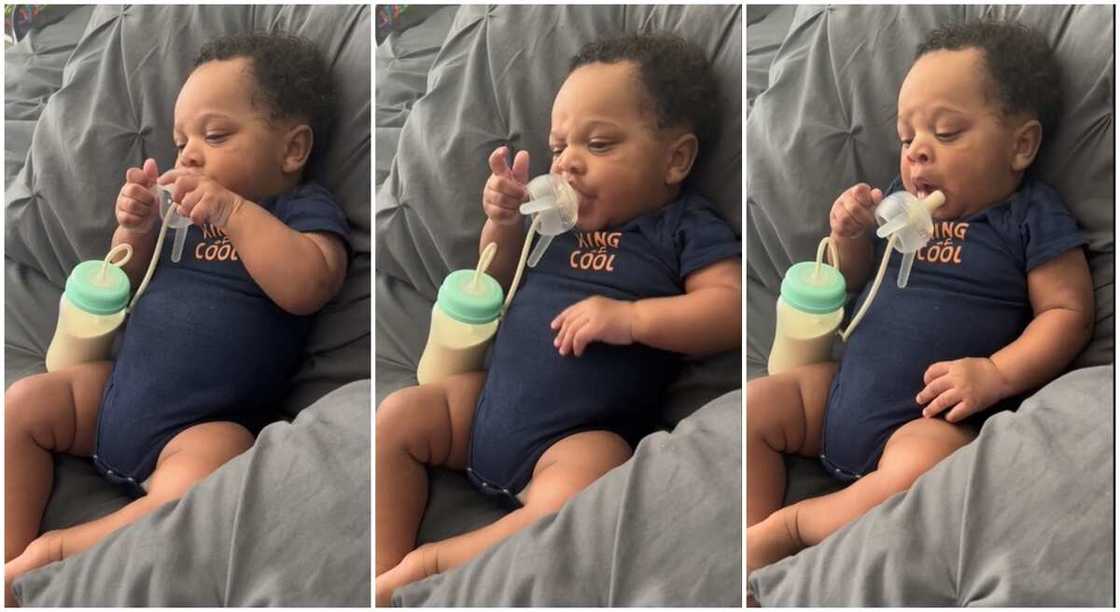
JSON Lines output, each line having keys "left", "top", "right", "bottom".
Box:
{"left": 911, "top": 179, "right": 939, "bottom": 201}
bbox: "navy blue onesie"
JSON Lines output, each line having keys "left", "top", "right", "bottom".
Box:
{"left": 93, "top": 182, "right": 350, "bottom": 495}
{"left": 820, "top": 175, "right": 1085, "bottom": 481}
{"left": 466, "top": 193, "right": 741, "bottom": 506}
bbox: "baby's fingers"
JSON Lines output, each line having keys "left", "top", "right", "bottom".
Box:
{"left": 485, "top": 174, "right": 526, "bottom": 203}
{"left": 943, "top": 400, "right": 975, "bottom": 423}
{"left": 922, "top": 388, "right": 960, "bottom": 418}
{"left": 511, "top": 150, "right": 530, "bottom": 185}
{"left": 488, "top": 146, "right": 512, "bottom": 177}
{"left": 571, "top": 322, "right": 599, "bottom": 357}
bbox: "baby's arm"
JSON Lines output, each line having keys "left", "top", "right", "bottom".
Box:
{"left": 551, "top": 258, "right": 741, "bottom": 357}
{"left": 479, "top": 146, "right": 530, "bottom": 291}
{"left": 112, "top": 159, "right": 162, "bottom": 288}
{"left": 917, "top": 248, "right": 1094, "bottom": 422}
{"left": 159, "top": 170, "right": 347, "bottom": 315}
{"left": 828, "top": 183, "right": 884, "bottom": 290}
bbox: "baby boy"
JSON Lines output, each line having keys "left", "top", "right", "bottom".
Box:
{"left": 746, "top": 19, "right": 1094, "bottom": 579}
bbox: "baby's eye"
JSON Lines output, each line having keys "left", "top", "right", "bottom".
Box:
{"left": 588, "top": 140, "right": 612, "bottom": 153}
{"left": 935, "top": 131, "right": 960, "bottom": 142}
{"left": 205, "top": 133, "right": 228, "bottom": 143}
{"left": 550, "top": 145, "right": 565, "bottom": 157}
{"left": 174, "top": 143, "right": 185, "bottom": 152}
{"left": 899, "top": 138, "right": 912, "bottom": 147}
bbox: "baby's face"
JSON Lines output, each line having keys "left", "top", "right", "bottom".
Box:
{"left": 897, "top": 48, "right": 1026, "bottom": 220}
{"left": 549, "top": 61, "right": 679, "bottom": 230}
{"left": 173, "top": 58, "right": 293, "bottom": 202}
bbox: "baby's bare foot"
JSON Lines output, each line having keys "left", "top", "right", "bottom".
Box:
{"left": 375, "top": 544, "right": 439, "bottom": 606}
{"left": 746, "top": 509, "right": 803, "bottom": 574}
{"left": 5, "top": 531, "right": 65, "bottom": 607}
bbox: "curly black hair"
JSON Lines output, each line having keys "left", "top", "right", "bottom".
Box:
{"left": 194, "top": 31, "right": 336, "bottom": 173}
{"left": 916, "top": 20, "right": 1061, "bottom": 139}
{"left": 569, "top": 33, "right": 720, "bottom": 161}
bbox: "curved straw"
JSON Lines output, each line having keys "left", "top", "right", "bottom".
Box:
{"left": 98, "top": 243, "right": 134, "bottom": 284}
{"left": 472, "top": 242, "right": 498, "bottom": 290}
{"left": 503, "top": 215, "right": 542, "bottom": 314}
{"left": 839, "top": 233, "right": 897, "bottom": 342}
{"left": 128, "top": 202, "right": 176, "bottom": 312}
{"left": 813, "top": 236, "right": 841, "bottom": 278}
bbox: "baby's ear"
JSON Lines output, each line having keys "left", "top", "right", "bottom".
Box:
{"left": 1010, "top": 118, "right": 1042, "bottom": 172}
{"left": 665, "top": 132, "right": 699, "bottom": 187}
{"left": 282, "top": 124, "right": 314, "bottom": 174}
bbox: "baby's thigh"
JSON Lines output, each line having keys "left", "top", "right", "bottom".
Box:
{"left": 522, "top": 430, "right": 632, "bottom": 513}
{"left": 4, "top": 362, "right": 112, "bottom": 456}
{"left": 746, "top": 362, "right": 838, "bottom": 458}
{"left": 375, "top": 371, "right": 486, "bottom": 470}
{"left": 876, "top": 417, "right": 977, "bottom": 488}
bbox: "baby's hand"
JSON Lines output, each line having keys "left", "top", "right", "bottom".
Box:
{"left": 830, "top": 183, "right": 883, "bottom": 238}
{"left": 482, "top": 146, "right": 529, "bottom": 226}
{"left": 115, "top": 158, "right": 160, "bottom": 233}
{"left": 550, "top": 296, "right": 635, "bottom": 357}
{"left": 916, "top": 357, "right": 1011, "bottom": 422}
{"left": 158, "top": 170, "right": 245, "bottom": 228}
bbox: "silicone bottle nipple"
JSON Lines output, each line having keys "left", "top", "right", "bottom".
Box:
{"left": 873, "top": 190, "right": 945, "bottom": 287}
{"left": 155, "top": 186, "right": 192, "bottom": 263}
{"left": 518, "top": 174, "right": 578, "bottom": 267}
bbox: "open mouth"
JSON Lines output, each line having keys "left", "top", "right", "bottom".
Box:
{"left": 911, "top": 178, "right": 939, "bottom": 200}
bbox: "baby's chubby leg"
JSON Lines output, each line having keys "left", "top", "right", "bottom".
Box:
{"left": 375, "top": 372, "right": 485, "bottom": 576}
{"left": 746, "top": 362, "right": 837, "bottom": 527}
{"left": 377, "top": 430, "right": 631, "bottom": 605}
{"left": 749, "top": 416, "right": 975, "bottom": 572}
{"left": 5, "top": 362, "right": 112, "bottom": 563}
{"left": 5, "top": 420, "right": 252, "bottom": 604}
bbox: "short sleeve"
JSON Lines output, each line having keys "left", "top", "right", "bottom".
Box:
{"left": 1017, "top": 180, "right": 1086, "bottom": 272}
{"left": 271, "top": 182, "right": 353, "bottom": 258}
{"left": 672, "top": 195, "right": 741, "bottom": 279}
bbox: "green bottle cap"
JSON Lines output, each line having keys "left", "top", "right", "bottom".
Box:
{"left": 437, "top": 269, "right": 503, "bottom": 324}
{"left": 780, "top": 261, "right": 846, "bottom": 314}
{"left": 65, "top": 260, "right": 131, "bottom": 315}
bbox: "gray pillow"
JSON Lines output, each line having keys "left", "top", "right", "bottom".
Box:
{"left": 4, "top": 4, "right": 371, "bottom": 417}
{"left": 745, "top": 4, "right": 1114, "bottom": 375}
{"left": 749, "top": 366, "right": 1113, "bottom": 606}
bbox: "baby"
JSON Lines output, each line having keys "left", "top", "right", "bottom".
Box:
{"left": 746, "top": 19, "right": 1094, "bottom": 579}
{"left": 376, "top": 33, "right": 742, "bottom": 603}
{"left": 4, "top": 32, "right": 351, "bottom": 602}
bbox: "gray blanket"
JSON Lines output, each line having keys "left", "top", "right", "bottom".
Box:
{"left": 14, "top": 380, "right": 372, "bottom": 607}
{"left": 750, "top": 366, "right": 1114, "bottom": 605}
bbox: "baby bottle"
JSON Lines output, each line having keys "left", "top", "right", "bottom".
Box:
{"left": 45, "top": 245, "right": 133, "bottom": 372}
{"left": 767, "top": 241, "right": 846, "bottom": 375}
{"left": 416, "top": 243, "right": 505, "bottom": 385}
